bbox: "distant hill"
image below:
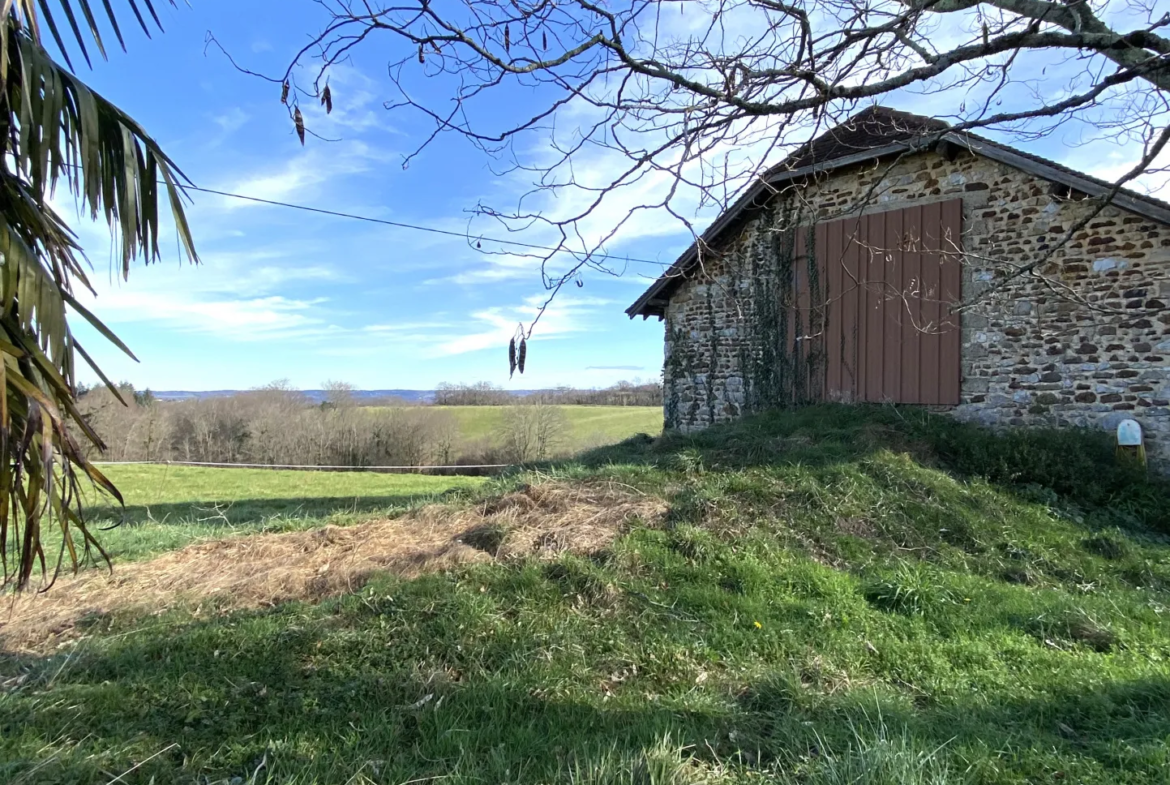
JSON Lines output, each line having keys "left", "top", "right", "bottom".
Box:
{"left": 149, "top": 389, "right": 543, "bottom": 404}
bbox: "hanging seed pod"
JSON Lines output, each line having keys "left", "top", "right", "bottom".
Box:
{"left": 294, "top": 107, "right": 305, "bottom": 145}
{"left": 504, "top": 25, "right": 511, "bottom": 52}
{"left": 542, "top": 30, "right": 547, "bottom": 50}
{"left": 517, "top": 337, "right": 527, "bottom": 374}
{"left": 476, "top": 240, "right": 482, "bottom": 249}
{"left": 321, "top": 85, "right": 333, "bottom": 114}
{"left": 508, "top": 337, "right": 517, "bottom": 378}
{"left": 419, "top": 43, "right": 425, "bottom": 63}
{"left": 280, "top": 81, "right": 290, "bottom": 104}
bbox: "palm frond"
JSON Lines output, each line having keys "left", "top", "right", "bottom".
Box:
{"left": 0, "top": 1, "right": 195, "bottom": 590}
{"left": 16, "top": 1, "right": 176, "bottom": 68}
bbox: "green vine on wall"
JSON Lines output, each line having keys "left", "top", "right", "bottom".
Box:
{"left": 665, "top": 189, "right": 829, "bottom": 431}
{"left": 705, "top": 283, "right": 720, "bottom": 425}
{"left": 664, "top": 325, "right": 689, "bottom": 429}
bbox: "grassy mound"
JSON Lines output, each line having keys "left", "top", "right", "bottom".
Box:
{"left": 2, "top": 405, "right": 1169, "bottom": 784}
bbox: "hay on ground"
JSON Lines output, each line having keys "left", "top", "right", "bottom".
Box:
{"left": 1, "top": 482, "right": 664, "bottom": 654}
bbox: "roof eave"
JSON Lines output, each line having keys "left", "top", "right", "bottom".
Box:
{"left": 946, "top": 133, "right": 1170, "bottom": 226}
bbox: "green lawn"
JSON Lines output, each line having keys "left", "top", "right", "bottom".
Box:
{"left": 428, "top": 404, "right": 662, "bottom": 450}
{"left": 76, "top": 465, "right": 484, "bottom": 563}
{"left": 3, "top": 406, "right": 1170, "bottom": 784}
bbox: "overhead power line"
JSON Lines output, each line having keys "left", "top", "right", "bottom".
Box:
{"left": 185, "top": 184, "right": 674, "bottom": 269}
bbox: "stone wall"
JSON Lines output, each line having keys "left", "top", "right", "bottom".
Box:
{"left": 662, "top": 147, "right": 1170, "bottom": 466}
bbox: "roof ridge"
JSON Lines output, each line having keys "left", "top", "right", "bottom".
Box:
{"left": 770, "top": 105, "right": 950, "bottom": 175}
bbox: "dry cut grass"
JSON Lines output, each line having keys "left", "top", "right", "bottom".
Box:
{"left": 0, "top": 481, "right": 665, "bottom": 654}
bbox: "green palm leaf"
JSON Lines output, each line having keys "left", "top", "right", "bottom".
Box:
{"left": 0, "top": 0, "right": 196, "bottom": 590}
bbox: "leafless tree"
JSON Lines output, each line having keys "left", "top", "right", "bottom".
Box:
{"left": 322, "top": 379, "right": 359, "bottom": 409}
{"left": 213, "top": 0, "right": 1169, "bottom": 317}
{"left": 496, "top": 403, "right": 569, "bottom": 461}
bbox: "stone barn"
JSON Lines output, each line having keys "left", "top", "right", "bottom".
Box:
{"left": 627, "top": 106, "right": 1170, "bottom": 465}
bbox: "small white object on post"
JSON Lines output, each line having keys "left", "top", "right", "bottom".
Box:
{"left": 1116, "top": 419, "right": 1146, "bottom": 468}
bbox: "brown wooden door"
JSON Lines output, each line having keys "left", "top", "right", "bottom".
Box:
{"left": 793, "top": 200, "right": 962, "bottom": 405}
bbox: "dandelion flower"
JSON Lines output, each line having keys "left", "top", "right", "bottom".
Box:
{"left": 753, "top": 621, "right": 762, "bottom": 629}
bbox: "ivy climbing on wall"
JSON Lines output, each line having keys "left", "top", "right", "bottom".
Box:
{"left": 664, "top": 188, "right": 829, "bottom": 431}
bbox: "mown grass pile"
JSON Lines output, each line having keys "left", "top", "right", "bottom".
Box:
{"left": 2, "top": 405, "right": 1169, "bottom": 784}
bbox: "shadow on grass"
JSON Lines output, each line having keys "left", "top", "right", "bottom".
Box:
{"left": 1, "top": 594, "right": 1166, "bottom": 784}
{"left": 84, "top": 489, "right": 475, "bottom": 529}
{"left": 567, "top": 404, "right": 1170, "bottom": 538}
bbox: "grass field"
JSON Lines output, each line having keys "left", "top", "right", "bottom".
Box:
{"left": 424, "top": 404, "right": 662, "bottom": 451}
{"left": 3, "top": 406, "right": 1170, "bottom": 784}
{"left": 77, "top": 466, "right": 484, "bottom": 563}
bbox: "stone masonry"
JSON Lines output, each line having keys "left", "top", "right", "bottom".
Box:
{"left": 662, "top": 146, "right": 1170, "bottom": 467}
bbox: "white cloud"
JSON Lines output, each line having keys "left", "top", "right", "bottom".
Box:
{"left": 434, "top": 294, "right": 612, "bottom": 355}
{"left": 212, "top": 107, "right": 250, "bottom": 135}
{"left": 81, "top": 287, "right": 328, "bottom": 341}
{"left": 215, "top": 140, "right": 390, "bottom": 209}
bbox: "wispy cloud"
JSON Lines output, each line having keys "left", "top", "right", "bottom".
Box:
{"left": 214, "top": 140, "right": 391, "bottom": 209}
{"left": 434, "top": 294, "right": 612, "bottom": 356}
{"left": 212, "top": 107, "right": 250, "bottom": 135}
{"left": 82, "top": 288, "right": 329, "bottom": 341}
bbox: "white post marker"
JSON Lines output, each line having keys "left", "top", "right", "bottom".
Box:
{"left": 1116, "top": 419, "right": 1146, "bottom": 469}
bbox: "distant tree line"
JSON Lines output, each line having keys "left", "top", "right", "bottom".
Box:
{"left": 433, "top": 380, "right": 662, "bottom": 407}
{"left": 530, "top": 380, "right": 663, "bottom": 407}
{"left": 432, "top": 382, "right": 514, "bottom": 406}
{"left": 73, "top": 381, "right": 631, "bottom": 470}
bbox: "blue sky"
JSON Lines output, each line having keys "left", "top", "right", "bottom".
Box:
{"left": 59, "top": 1, "right": 1166, "bottom": 392}
{"left": 61, "top": 1, "right": 672, "bottom": 392}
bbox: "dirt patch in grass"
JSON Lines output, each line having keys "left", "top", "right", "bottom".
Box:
{"left": 1, "top": 482, "right": 665, "bottom": 654}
